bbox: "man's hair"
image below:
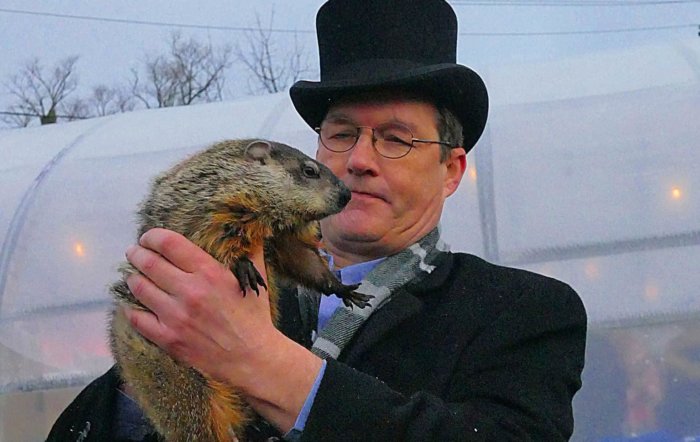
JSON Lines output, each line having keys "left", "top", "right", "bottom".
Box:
{"left": 436, "top": 106, "right": 463, "bottom": 162}
{"left": 329, "top": 88, "right": 464, "bottom": 163}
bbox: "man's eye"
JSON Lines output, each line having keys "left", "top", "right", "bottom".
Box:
{"left": 330, "top": 131, "right": 355, "bottom": 140}
{"left": 384, "top": 134, "right": 411, "bottom": 146}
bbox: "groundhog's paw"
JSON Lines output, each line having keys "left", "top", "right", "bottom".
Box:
{"left": 337, "top": 284, "right": 374, "bottom": 309}
{"left": 232, "top": 257, "right": 267, "bottom": 296}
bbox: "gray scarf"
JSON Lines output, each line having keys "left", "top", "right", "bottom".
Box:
{"left": 308, "top": 227, "right": 450, "bottom": 360}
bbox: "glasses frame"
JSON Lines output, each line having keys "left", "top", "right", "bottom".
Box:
{"left": 314, "top": 123, "right": 456, "bottom": 159}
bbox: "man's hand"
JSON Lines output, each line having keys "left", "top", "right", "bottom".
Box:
{"left": 123, "top": 228, "right": 323, "bottom": 432}
{"left": 123, "top": 228, "right": 274, "bottom": 382}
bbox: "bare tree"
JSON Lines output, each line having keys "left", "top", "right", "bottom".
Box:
{"left": 80, "top": 85, "right": 136, "bottom": 117}
{"left": 2, "top": 56, "right": 80, "bottom": 127}
{"left": 59, "top": 98, "right": 90, "bottom": 122}
{"left": 236, "top": 9, "right": 309, "bottom": 94}
{"left": 87, "top": 85, "right": 118, "bottom": 116}
{"left": 130, "top": 32, "right": 232, "bottom": 108}
{"left": 113, "top": 87, "right": 138, "bottom": 113}
{"left": 0, "top": 107, "right": 34, "bottom": 128}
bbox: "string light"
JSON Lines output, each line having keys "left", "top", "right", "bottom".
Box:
{"left": 73, "top": 242, "right": 86, "bottom": 257}
{"left": 671, "top": 186, "right": 682, "bottom": 200}
{"left": 584, "top": 261, "right": 600, "bottom": 280}
{"left": 644, "top": 282, "right": 660, "bottom": 301}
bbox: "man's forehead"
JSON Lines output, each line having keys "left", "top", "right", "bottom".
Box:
{"left": 323, "top": 98, "right": 439, "bottom": 129}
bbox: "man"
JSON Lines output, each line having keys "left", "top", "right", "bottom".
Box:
{"left": 48, "top": 0, "right": 586, "bottom": 441}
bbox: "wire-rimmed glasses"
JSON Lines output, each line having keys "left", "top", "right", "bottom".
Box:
{"left": 315, "top": 122, "right": 454, "bottom": 159}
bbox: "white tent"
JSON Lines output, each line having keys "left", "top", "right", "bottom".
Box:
{"left": 1, "top": 38, "right": 699, "bottom": 441}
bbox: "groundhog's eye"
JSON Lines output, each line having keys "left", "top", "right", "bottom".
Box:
{"left": 302, "top": 161, "right": 320, "bottom": 179}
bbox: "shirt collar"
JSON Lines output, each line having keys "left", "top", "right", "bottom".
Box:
{"left": 326, "top": 254, "right": 386, "bottom": 285}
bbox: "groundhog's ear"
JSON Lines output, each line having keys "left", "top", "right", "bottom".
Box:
{"left": 245, "top": 140, "right": 272, "bottom": 165}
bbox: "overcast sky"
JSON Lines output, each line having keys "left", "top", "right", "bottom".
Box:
{"left": 1, "top": 0, "right": 699, "bottom": 119}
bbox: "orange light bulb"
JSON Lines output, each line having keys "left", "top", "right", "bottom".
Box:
{"left": 671, "top": 186, "right": 682, "bottom": 200}
{"left": 74, "top": 242, "right": 85, "bottom": 257}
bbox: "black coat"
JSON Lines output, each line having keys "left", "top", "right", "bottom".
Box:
{"left": 47, "top": 252, "right": 587, "bottom": 441}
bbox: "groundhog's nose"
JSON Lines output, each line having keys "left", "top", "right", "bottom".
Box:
{"left": 338, "top": 186, "right": 351, "bottom": 207}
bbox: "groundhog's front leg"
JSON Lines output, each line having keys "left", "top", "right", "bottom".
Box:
{"left": 266, "top": 228, "right": 373, "bottom": 309}
{"left": 332, "top": 282, "right": 372, "bottom": 309}
{"left": 194, "top": 218, "right": 271, "bottom": 296}
{"left": 232, "top": 256, "right": 267, "bottom": 295}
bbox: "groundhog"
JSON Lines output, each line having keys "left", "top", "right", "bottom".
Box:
{"left": 109, "top": 139, "right": 370, "bottom": 442}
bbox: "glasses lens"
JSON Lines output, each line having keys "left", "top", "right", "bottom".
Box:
{"left": 375, "top": 124, "right": 413, "bottom": 158}
{"left": 319, "top": 123, "right": 358, "bottom": 152}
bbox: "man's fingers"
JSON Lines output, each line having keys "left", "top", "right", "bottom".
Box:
{"left": 138, "top": 228, "right": 269, "bottom": 294}
{"left": 139, "top": 228, "right": 213, "bottom": 273}
{"left": 122, "top": 306, "right": 171, "bottom": 349}
{"left": 126, "top": 273, "right": 178, "bottom": 319}
{"left": 126, "top": 242, "right": 193, "bottom": 297}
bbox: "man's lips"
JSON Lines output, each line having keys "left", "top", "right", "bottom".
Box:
{"left": 350, "top": 190, "right": 386, "bottom": 202}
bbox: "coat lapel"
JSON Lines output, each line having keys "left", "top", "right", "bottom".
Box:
{"left": 340, "top": 289, "right": 423, "bottom": 365}
{"left": 279, "top": 253, "right": 455, "bottom": 364}
{"left": 340, "top": 253, "right": 455, "bottom": 365}
{"left": 277, "top": 286, "right": 313, "bottom": 348}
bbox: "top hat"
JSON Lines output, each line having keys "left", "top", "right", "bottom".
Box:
{"left": 289, "top": 0, "right": 489, "bottom": 151}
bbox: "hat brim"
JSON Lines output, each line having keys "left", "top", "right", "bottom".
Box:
{"left": 290, "top": 63, "right": 488, "bottom": 151}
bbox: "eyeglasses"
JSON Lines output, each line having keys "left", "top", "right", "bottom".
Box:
{"left": 315, "top": 122, "right": 455, "bottom": 159}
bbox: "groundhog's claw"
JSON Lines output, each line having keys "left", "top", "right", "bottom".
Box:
{"left": 232, "top": 257, "right": 267, "bottom": 296}
{"left": 336, "top": 284, "right": 373, "bottom": 309}
{"left": 342, "top": 292, "right": 374, "bottom": 309}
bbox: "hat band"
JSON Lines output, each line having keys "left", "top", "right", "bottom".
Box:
{"left": 323, "top": 58, "right": 426, "bottom": 83}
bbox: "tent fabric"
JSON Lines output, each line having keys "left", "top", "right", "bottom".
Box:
{"left": 1, "top": 38, "right": 699, "bottom": 441}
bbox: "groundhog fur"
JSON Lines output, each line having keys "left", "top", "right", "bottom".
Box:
{"left": 109, "top": 139, "right": 370, "bottom": 442}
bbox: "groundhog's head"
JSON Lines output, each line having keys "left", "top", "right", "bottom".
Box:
{"left": 236, "top": 139, "right": 351, "bottom": 226}
{"left": 141, "top": 139, "right": 350, "bottom": 236}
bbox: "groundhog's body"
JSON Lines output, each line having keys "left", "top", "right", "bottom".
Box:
{"left": 109, "top": 139, "right": 366, "bottom": 441}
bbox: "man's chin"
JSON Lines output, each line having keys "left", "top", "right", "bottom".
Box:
{"left": 337, "top": 230, "right": 382, "bottom": 243}
{"left": 334, "top": 223, "right": 382, "bottom": 243}
{"left": 322, "top": 216, "right": 383, "bottom": 243}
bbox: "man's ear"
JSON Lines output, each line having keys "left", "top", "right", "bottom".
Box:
{"left": 443, "top": 147, "right": 467, "bottom": 198}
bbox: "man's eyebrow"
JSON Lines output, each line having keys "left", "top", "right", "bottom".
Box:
{"left": 323, "top": 112, "right": 420, "bottom": 132}
{"left": 323, "top": 112, "right": 355, "bottom": 124}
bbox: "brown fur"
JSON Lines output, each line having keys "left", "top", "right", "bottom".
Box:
{"left": 109, "top": 139, "right": 368, "bottom": 441}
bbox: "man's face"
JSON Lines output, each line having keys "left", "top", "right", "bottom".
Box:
{"left": 316, "top": 99, "right": 466, "bottom": 263}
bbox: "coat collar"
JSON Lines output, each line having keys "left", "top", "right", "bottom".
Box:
{"left": 278, "top": 252, "right": 455, "bottom": 364}
{"left": 339, "top": 252, "right": 454, "bottom": 364}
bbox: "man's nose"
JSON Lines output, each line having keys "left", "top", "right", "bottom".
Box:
{"left": 346, "top": 129, "right": 379, "bottom": 175}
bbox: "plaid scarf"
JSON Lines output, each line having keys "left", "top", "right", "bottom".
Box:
{"left": 309, "top": 227, "right": 450, "bottom": 360}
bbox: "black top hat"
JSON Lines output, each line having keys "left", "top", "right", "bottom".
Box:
{"left": 290, "top": 0, "right": 489, "bottom": 151}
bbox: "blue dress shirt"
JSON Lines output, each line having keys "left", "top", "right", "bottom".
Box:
{"left": 287, "top": 257, "right": 385, "bottom": 439}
